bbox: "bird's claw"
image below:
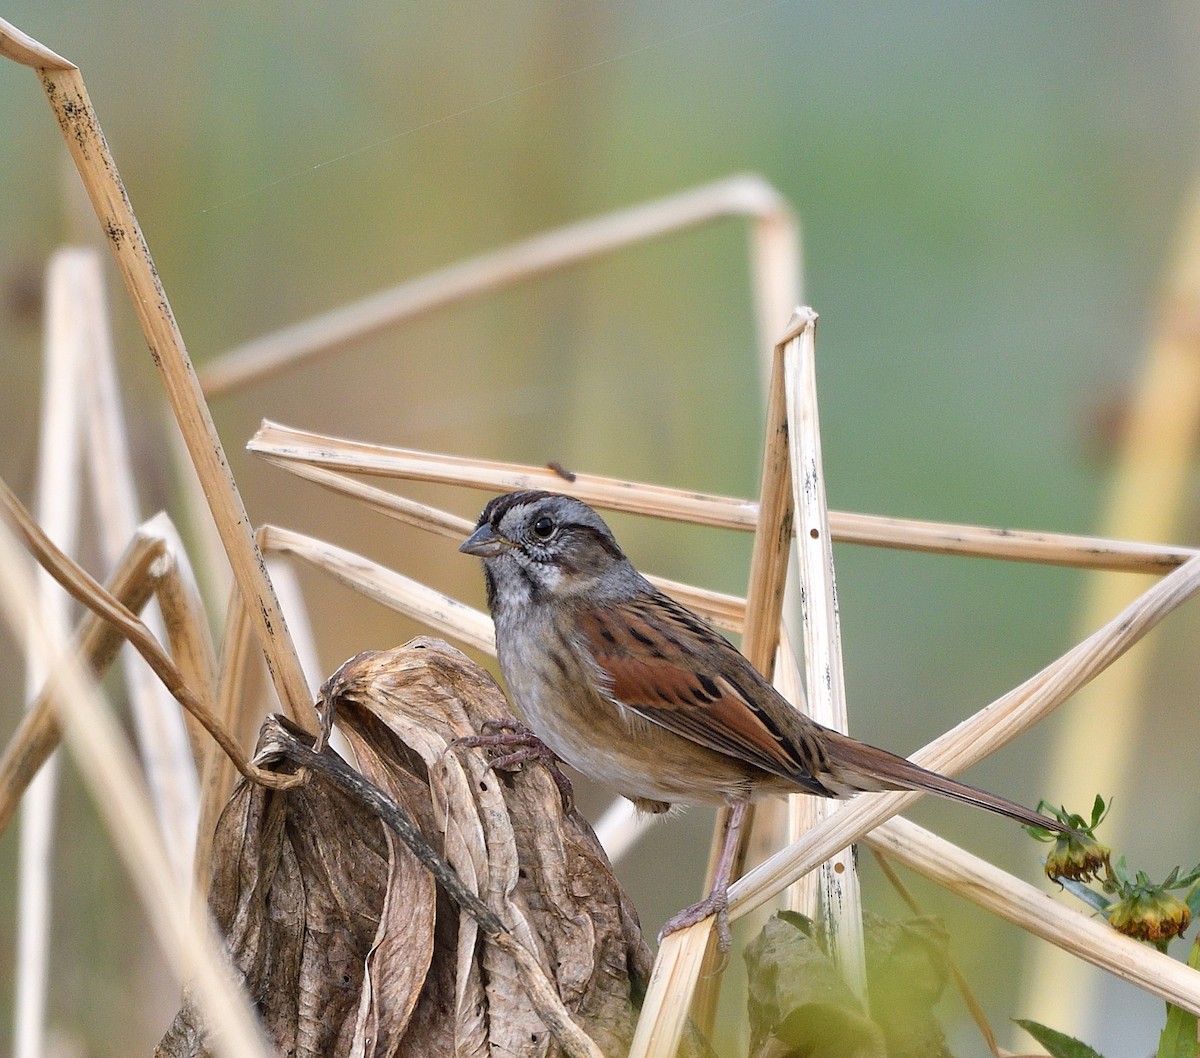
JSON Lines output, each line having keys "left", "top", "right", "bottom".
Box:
{"left": 453, "top": 720, "right": 575, "bottom": 811}
{"left": 659, "top": 887, "right": 732, "bottom": 953}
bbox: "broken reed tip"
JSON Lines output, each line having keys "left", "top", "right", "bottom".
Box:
{"left": 0, "top": 18, "right": 76, "bottom": 70}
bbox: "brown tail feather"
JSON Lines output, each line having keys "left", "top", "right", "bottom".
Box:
{"left": 822, "top": 734, "right": 1070, "bottom": 833}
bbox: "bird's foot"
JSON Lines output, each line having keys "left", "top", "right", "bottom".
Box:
{"left": 454, "top": 719, "right": 575, "bottom": 810}
{"left": 659, "top": 885, "right": 732, "bottom": 953}
{"left": 455, "top": 717, "right": 550, "bottom": 767}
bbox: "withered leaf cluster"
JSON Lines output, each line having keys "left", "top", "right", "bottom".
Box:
{"left": 157, "top": 638, "right": 654, "bottom": 1058}
{"left": 744, "top": 911, "right": 954, "bottom": 1058}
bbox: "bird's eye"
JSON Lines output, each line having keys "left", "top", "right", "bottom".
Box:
{"left": 531, "top": 515, "right": 555, "bottom": 539}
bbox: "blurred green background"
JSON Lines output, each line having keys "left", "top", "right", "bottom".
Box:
{"left": 2, "top": 2, "right": 1199, "bottom": 1054}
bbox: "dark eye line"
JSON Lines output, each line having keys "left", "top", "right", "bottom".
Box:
{"left": 545, "top": 522, "right": 624, "bottom": 560}
{"left": 524, "top": 521, "right": 597, "bottom": 543}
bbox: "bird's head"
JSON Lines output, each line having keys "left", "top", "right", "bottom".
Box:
{"left": 460, "top": 490, "right": 635, "bottom": 611}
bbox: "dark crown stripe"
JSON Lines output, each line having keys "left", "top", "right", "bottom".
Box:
{"left": 479, "top": 489, "right": 557, "bottom": 528}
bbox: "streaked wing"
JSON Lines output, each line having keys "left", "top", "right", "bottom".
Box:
{"left": 575, "top": 591, "right": 1072, "bottom": 831}
{"left": 577, "top": 590, "right": 832, "bottom": 794}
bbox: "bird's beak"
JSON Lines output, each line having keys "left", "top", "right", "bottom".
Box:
{"left": 459, "top": 523, "right": 512, "bottom": 558}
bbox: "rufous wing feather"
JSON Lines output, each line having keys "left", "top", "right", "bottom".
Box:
{"left": 577, "top": 595, "right": 835, "bottom": 795}
{"left": 578, "top": 590, "right": 1070, "bottom": 834}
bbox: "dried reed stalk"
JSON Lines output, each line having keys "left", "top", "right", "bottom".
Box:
{"left": 0, "top": 503, "right": 272, "bottom": 1058}
{"left": 251, "top": 420, "right": 758, "bottom": 527}
{"left": 255, "top": 455, "right": 748, "bottom": 631}
{"left": 265, "top": 556, "right": 323, "bottom": 696}
{"left": 691, "top": 297, "right": 802, "bottom": 1034}
{"left": 259, "top": 524, "right": 496, "bottom": 653}
{"left": 199, "top": 175, "right": 797, "bottom": 396}
{"left": 737, "top": 315, "right": 797, "bottom": 694}
{"left": 867, "top": 815, "right": 1200, "bottom": 1014}
{"left": 147, "top": 514, "right": 219, "bottom": 761}
{"left": 269, "top": 457, "right": 479, "bottom": 539}
{"left": 0, "top": 20, "right": 313, "bottom": 728}
{"left": 250, "top": 420, "right": 1198, "bottom": 572}
{"left": 831, "top": 513, "right": 1197, "bottom": 571}
{"left": 193, "top": 589, "right": 255, "bottom": 895}
{"left": 76, "top": 244, "right": 201, "bottom": 882}
{"left": 781, "top": 309, "right": 867, "bottom": 997}
{"left": 15, "top": 245, "right": 89, "bottom": 1058}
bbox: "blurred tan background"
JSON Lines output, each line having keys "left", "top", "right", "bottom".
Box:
{"left": 2, "top": 3, "right": 1200, "bottom": 1054}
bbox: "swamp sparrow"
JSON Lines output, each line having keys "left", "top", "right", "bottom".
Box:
{"left": 461, "top": 490, "right": 1067, "bottom": 947}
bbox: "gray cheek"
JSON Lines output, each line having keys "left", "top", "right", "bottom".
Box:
{"left": 506, "top": 553, "right": 564, "bottom": 598}
{"left": 529, "top": 561, "right": 564, "bottom": 591}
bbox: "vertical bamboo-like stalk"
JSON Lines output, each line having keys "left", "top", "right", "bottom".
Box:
{"left": 629, "top": 312, "right": 822, "bottom": 1058}
{"left": 79, "top": 250, "right": 201, "bottom": 883}
{"left": 775, "top": 624, "right": 819, "bottom": 915}
{"left": 1019, "top": 177, "right": 1200, "bottom": 1036}
{"left": 741, "top": 321, "right": 800, "bottom": 685}
{"left": 141, "top": 514, "right": 220, "bottom": 778}
{"left": 0, "top": 25, "right": 313, "bottom": 729}
{"left": 747, "top": 195, "right": 808, "bottom": 918}
{"left": 748, "top": 204, "right": 802, "bottom": 391}
{"left": 15, "top": 248, "right": 86, "bottom": 1058}
{"left": 628, "top": 920, "right": 715, "bottom": 1058}
{"left": 693, "top": 309, "right": 798, "bottom": 1033}
{"left": 781, "top": 309, "right": 867, "bottom": 1000}
{"left": 266, "top": 557, "right": 322, "bottom": 696}
{"left": 193, "top": 588, "right": 256, "bottom": 895}
{"left": 0, "top": 511, "right": 271, "bottom": 1058}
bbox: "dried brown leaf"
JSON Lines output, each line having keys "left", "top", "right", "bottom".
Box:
{"left": 162, "top": 638, "right": 656, "bottom": 1058}
{"left": 325, "top": 638, "right": 653, "bottom": 1058}
{"left": 156, "top": 718, "right": 435, "bottom": 1058}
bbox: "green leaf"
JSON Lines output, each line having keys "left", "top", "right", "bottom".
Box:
{"left": 1110, "top": 855, "right": 1132, "bottom": 887}
{"left": 1090, "top": 794, "right": 1108, "bottom": 829}
{"left": 1155, "top": 939, "right": 1200, "bottom": 1058}
{"left": 1014, "top": 1019, "right": 1107, "bottom": 1058}
{"left": 1157, "top": 1003, "right": 1199, "bottom": 1058}
{"left": 1186, "top": 883, "right": 1200, "bottom": 923}
{"left": 1174, "top": 863, "right": 1200, "bottom": 891}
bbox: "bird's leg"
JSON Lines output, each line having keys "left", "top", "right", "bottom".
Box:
{"left": 658, "top": 799, "right": 748, "bottom": 953}
{"left": 453, "top": 717, "right": 575, "bottom": 810}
